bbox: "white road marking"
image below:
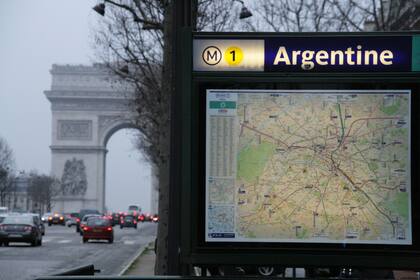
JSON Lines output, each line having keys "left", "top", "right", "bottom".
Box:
{"left": 123, "top": 240, "right": 135, "bottom": 245}
{"left": 57, "top": 240, "right": 71, "bottom": 244}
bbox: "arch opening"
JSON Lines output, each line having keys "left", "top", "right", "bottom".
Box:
{"left": 105, "top": 128, "right": 152, "bottom": 214}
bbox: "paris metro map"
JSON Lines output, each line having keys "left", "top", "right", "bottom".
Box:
{"left": 205, "top": 89, "right": 411, "bottom": 244}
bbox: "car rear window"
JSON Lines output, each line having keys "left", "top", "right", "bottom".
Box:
{"left": 2, "top": 216, "right": 34, "bottom": 225}
{"left": 80, "top": 210, "right": 100, "bottom": 218}
{"left": 83, "top": 215, "right": 100, "bottom": 222}
{"left": 87, "top": 218, "right": 110, "bottom": 226}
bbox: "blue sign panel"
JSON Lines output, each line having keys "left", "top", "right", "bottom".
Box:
{"left": 264, "top": 36, "right": 412, "bottom": 72}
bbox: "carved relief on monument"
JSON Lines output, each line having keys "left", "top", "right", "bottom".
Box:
{"left": 61, "top": 158, "right": 88, "bottom": 196}
{"left": 57, "top": 120, "right": 92, "bottom": 140}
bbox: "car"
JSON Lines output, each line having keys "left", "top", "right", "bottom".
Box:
{"left": 112, "top": 212, "right": 121, "bottom": 225}
{"left": 79, "top": 214, "right": 102, "bottom": 236}
{"left": 152, "top": 214, "right": 159, "bottom": 223}
{"left": 65, "top": 213, "right": 79, "bottom": 227}
{"left": 41, "top": 212, "right": 51, "bottom": 223}
{"left": 0, "top": 215, "right": 42, "bottom": 246}
{"left": 82, "top": 217, "right": 114, "bottom": 243}
{"left": 25, "top": 213, "right": 45, "bottom": 236}
{"left": 76, "top": 209, "right": 101, "bottom": 232}
{"left": 120, "top": 214, "right": 137, "bottom": 229}
{"left": 48, "top": 213, "right": 65, "bottom": 226}
{"left": 139, "top": 212, "right": 152, "bottom": 222}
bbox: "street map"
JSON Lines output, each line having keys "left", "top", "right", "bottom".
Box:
{"left": 206, "top": 89, "right": 411, "bottom": 244}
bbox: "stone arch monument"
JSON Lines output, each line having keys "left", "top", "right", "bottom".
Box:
{"left": 45, "top": 64, "right": 158, "bottom": 213}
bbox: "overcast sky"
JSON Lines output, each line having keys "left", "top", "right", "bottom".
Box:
{"left": 0, "top": 0, "right": 151, "bottom": 212}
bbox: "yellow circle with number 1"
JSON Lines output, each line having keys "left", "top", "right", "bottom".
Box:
{"left": 225, "top": 46, "right": 243, "bottom": 66}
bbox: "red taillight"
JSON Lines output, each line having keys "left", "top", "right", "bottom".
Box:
{"left": 107, "top": 227, "right": 112, "bottom": 231}
{"left": 121, "top": 220, "right": 124, "bottom": 224}
{"left": 133, "top": 220, "right": 137, "bottom": 224}
{"left": 76, "top": 218, "right": 80, "bottom": 222}
{"left": 83, "top": 226, "right": 89, "bottom": 231}
{"left": 139, "top": 216, "right": 144, "bottom": 221}
{"left": 59, "top": 216, "right": 64, "bottom": 220}
{"left": 48, "top": 217, "right": 52, "bottom": 220}
{"left": 153, "top": 217, "right": 158, "bottom": 222}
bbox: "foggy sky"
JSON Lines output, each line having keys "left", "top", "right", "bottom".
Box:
{"left": 0, "top": 0, "right": 151, "bottom": 212}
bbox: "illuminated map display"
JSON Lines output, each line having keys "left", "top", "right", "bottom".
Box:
{"left": 205, "top": 89, "right": 411, "bottom": 244}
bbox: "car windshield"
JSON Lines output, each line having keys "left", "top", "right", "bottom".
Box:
{"left": 1, "top": 216, "right": 34, "bottom": 225}
{"left": 87, "top": 218, "right": 110, "bottom": 226}
{"left": 125, "top": 216, "right": 134, "bottom": 220}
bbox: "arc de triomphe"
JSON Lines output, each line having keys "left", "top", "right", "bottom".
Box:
{"left": 45, "top": 64, "right": 158, "bottom": 213}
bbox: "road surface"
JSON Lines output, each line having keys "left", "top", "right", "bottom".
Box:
{"left": 0, "top": 222, "right": 157, "bottom": 280}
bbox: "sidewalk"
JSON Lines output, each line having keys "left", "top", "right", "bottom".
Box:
{"left": 123, "top": 242, "right": 156, "bottom": 276}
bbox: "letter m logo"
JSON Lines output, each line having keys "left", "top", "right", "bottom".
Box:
{"left": 202, "top": 46, "right": 222, "bottom": 66}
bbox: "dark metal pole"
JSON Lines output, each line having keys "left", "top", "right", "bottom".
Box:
{"left": 168, "top": 0, "right": 195, "bottom": 275}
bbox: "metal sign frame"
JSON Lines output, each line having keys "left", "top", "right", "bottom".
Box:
{"left": 178, "top": 30, "right": 420, "bottom": 271}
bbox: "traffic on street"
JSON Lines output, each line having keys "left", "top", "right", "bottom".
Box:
{"left": 0, "top": 217, "right": 157, "bottom": 280}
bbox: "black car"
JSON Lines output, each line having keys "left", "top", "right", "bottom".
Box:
{"left": 120, "top": 215, "right": 137, "bottom": 229}
{"left": 112, "top": 213, "right": 121, "bottom": 225}
{"left": 0, "top": 215, "right": 43, "bottom": 246}
{"left": 76, "top": 209, "right": 101, "bottom": 232}
{"left": 48, "top": 213, "right": 65, "bottom": 226}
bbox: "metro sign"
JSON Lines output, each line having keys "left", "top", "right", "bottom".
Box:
{"left": 193, "top": 35, "right": 420, "bottom": 72}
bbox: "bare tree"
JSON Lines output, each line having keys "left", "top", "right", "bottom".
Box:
{"left": 0, "top": 136, "right": 15, "bottom": 207}
{"left": 27, "top": 171, "right": 60, "bottom": 213}
{"left": 92, "top": 0, "right": 246, "bottom": 274}
{"left": 254, "top": 0, "right": 419, "bottom": 32}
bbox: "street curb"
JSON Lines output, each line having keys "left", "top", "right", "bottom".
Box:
{"left": 118, "top": 242, "right": 152, "bottom": 276}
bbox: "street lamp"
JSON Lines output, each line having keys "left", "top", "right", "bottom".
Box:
{"left": 92, "top": 3, "right": 105, "bottom": 16}
{"left": 239, "top": 6, "right": 252, "bottom": 19}
{"left": 235, "top": 0, "right": 253, "bottom": 19}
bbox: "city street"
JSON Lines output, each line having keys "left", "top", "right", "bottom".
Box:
{"left": 0, "top": 222, "right": 157, "bottom": 280}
